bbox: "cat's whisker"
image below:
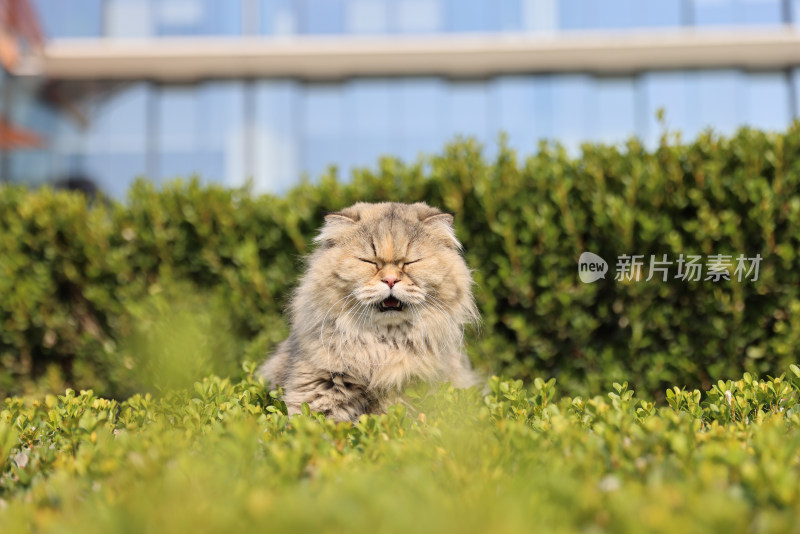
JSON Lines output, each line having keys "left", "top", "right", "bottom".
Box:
{"left": 319, "top": 292, "right": 356, "bottom": 344}
{"left": 420, "top": 296, "right": 461, "bottom": 352}
{"left": 328, "top": 300, "right": 365, "bottom": 373}
{"left": 322, "top": 293, "right": 359, "bottom": 381}
{"left": 342, "top": 301, "right": 369, "bottom": 354}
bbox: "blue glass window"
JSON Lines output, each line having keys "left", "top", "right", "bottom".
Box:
{"left": 691, "top": 70, "right": 742, "bottom": 135}
{"left": 738, "top": 0, "right": 784, "bottom": 24}
{"left": 261, "top": 0, "right": 297, "bottom": 34}
{"left": 344, "top": 79, "right": 395, "bottom": 170}
{"left": 520, "top": 0, "right": 559, "bottom": 31}
{"left": 693, "top": 0, "right": 782, "bottom": 26}
{"left": 395, "top": 78, "right": 447, "bottom": 162}
{"left": 301, "top": 0, "right": 344, "bottom": 34}
{"left": 157, "top": 82, "right": 246, "bottom": 186}
{"left": 83, "top": 84, "right": 151, "bottom": 197}
{"left": 155, "top": 0, "right": 242, "bottom": 36}
{"left": 560, "top": 0, "right": 635, "bottom": 30}
{"left": 45, "top": 83, "right": 151, "bottom": 198}
{"left": 640, "top": 71, "right": 691, "bottom": 145}
{"left": 792, "top": 69, "right": 800, "bottom": 119}
{"left": 254, "top": 81, "right": 300, "bottom": 193}
{"left": 446, "top": 0, "right": 490, "bottom": 32}
{"left": 394, "top": 0, "right": 444, "bottom": 33}
{"left": 33, "top": 0, "right": 103, "bottom": 38}
{"left": 692, "top": 0, "right": 737, "bottom": 25}
{"left": 447, "top": 81, "right": 490, "bottom": 148}
{"left": 745, "top": 72, "right": 790, "bottom": 131}
{"left": 105, "top": 0, "right": 243, "bottom": 37}
{"left": 492, "top": 76, "right": 538, "bottom": 153}
{"left": 302, "top": 84, "right": 344, "bottom": 178}
{"left": 635, "top": 0, "right": 683, "bottom": 27}
{"left": 105, "top": 0, "right": 155, "bottom": 37}
{"left": 345, "top": 0, "right": 389, "bottom": 33}
{"left": 640, "top": 70, "right": 746, "bottom": 145}
{"left": 591, "top": 77, "right": 636, "bottom": 144}
{"left": 488, "top": 0, "right": 524, "bottom": 32}
{"left": 549, "top": 74, "right": 593, "bottom": 151}
{"left": 8, "top": 79, "right": 55, "bottom": 187}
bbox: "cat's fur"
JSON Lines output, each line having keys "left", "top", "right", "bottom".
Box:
{"left": 258, "top": 201, "right": 480, "bottom": 422}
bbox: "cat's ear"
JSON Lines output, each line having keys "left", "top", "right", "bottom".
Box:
{"left": 323, "top": 212, "right": 358, "bottom": 225}
{"left": 314, "top": 211, "right": 357, "bottom": 246}
{"left": 421, "top": 212, "right": 454, "bottom": 227}
{"left": 422, "top": 212, "right": 461, "bottom": 249}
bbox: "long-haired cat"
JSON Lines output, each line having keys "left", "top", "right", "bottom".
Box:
{"left": 258, "top": 202, "right": 480, "bottom": 421}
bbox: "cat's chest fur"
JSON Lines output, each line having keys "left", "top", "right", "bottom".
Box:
{"left": 315, "top": 321, "right": 442, "bottom": 390}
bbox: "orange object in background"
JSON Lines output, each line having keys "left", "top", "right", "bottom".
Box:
{"left": 0, "top": 0, "right": 45, "bottom": 152}
{"left": 0, "top": 0, "right": 43, "bottom": 69}
{"left": 0, "top": 117, "right": 42, "bottom": 149}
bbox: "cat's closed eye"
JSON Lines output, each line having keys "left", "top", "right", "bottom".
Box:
{"left": 357, "top": 258, "right": 378, "bottom": 268}
{"left": 401, "top": 259, "right": 422, "bottom": 270}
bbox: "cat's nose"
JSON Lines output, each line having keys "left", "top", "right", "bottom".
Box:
{"left": 382, "top": 276, "right": 399, "bottom": 288}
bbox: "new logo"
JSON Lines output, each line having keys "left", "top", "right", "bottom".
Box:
{"left": 578, "top": 252, "right": 608, "bottom": 283}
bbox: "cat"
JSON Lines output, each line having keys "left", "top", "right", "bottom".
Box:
{"left": 258, "top": 201, "right": 480, "bottom": 422}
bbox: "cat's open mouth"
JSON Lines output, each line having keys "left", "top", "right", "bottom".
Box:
{"left": 378, "top": 297, "right": 404, "bottom": 312}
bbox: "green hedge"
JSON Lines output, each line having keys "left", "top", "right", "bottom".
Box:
{"left": 1, "top": 127, "right": 800, "bottom": 398}
{"left": 3, "top": 368, "right": 800, "bottom": 533}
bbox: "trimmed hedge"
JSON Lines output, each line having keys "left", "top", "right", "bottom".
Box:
{"left": 3, "top": 368, "right": 800, "bottom": 533}
{"left": 1, "top": 127, "right": 800, "bottom": 398}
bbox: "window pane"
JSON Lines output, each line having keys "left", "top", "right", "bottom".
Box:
{"left": 344, "top": 79, "right": 395, "bottom": 170}
{"left": 156, "top": 0, "right": 242, "bottom": 36}
{"left": 489, "top": 0, "right": 524, "bottom": 31}
{"left": 745, "top": 73, "right": 790, "bottom": 131}
{"left": 8, "top": 79, "right": 54, "bottom": 187}
{"left": 345, "top": 0, "right": 389, "bottom": 33}
{"left": 560, "top": 0, "right": 635, "bottom": 30}
{"left": 739, "top": 0, "right": 783, "bottom": 24}
{"left": 33, "top": 0, "right": 104, "bottom": 37}
{"left": 635, "top": 0, "right": 683, "bottom": 27}
{"left": 550, "top": 74, "right": 592, "bottom": 151}
{"left": 693, "top": 0, "right": 782, "bottom": 26}
{"left": 261, "top": 0, "right": 297, "bottom": 34}
{"left": 254, "top": 81, "right": 300, "bottom": 193}
{"left": 641, "top": 70, "right": 746, "bottom": 145}
{"left": 446, "top": 0, "right": 490, "bottom": 32}
{"left": 520, "top": 0, "right": 559, "bottom": 31}
{"left": 46, "top": 83, "right": 151, "bottom": 198}
{"left": 492, "top": 76, "right": 538, "bottom": 153}
{"left": 396, "top": 78, "right": 447, "bottom": 161}
{"left": 447, "top": 81, "right": 489, "bottom": 146}
{"left": 394, "top": 0, "right": 444, "bottom": 33}
{"left": 106, "top": 0, "right": 155, "bottom": 37}
{"left": 157, "top": 82, "right": 246, "bottom": 185}
{"left": 302, "top": 84, "right": 344, "bottom": 178}
{"left": 301, "top": 0, "right": 344, "bottom": 34}
{"left": 591, "top": 77, "right": 636, "bottom": 144}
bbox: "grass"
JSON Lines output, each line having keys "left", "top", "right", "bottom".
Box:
{"left": 2, "top": 365, "right": 800, "bottom": 533}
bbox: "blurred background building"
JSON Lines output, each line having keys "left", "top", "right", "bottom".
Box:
{"left": 1, "top": 0, "right": 800, "bottom": 197}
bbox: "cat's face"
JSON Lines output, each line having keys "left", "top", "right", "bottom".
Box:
{"left": 302, "top": 202, "right": 476, "bottom": 331}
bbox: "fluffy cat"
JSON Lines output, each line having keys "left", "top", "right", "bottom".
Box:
{"left": 258, "top": 201, "right": 480, "bottom": 422}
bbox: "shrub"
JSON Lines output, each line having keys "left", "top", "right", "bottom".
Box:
{"left": 1, "top": 126, "right": 800, "bottom": 398}
{"left": 2, "top": 368, "right": 800, "bottom": 532}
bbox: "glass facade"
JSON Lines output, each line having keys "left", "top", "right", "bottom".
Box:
{"left": 31, "top": 0, "right": 797, "bottom": 37}
{"left": 5, "top": 70, "right": 795, "bottom": 196}
{"left": 8, "top": 1, "right": 800, "bottom": 197}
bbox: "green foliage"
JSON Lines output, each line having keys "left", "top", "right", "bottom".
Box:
{"left": 2, "top": 126, "right": 800, "bottom": 397}
{"left": 2, "top": 370, "right": 800, "bottom": 533}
